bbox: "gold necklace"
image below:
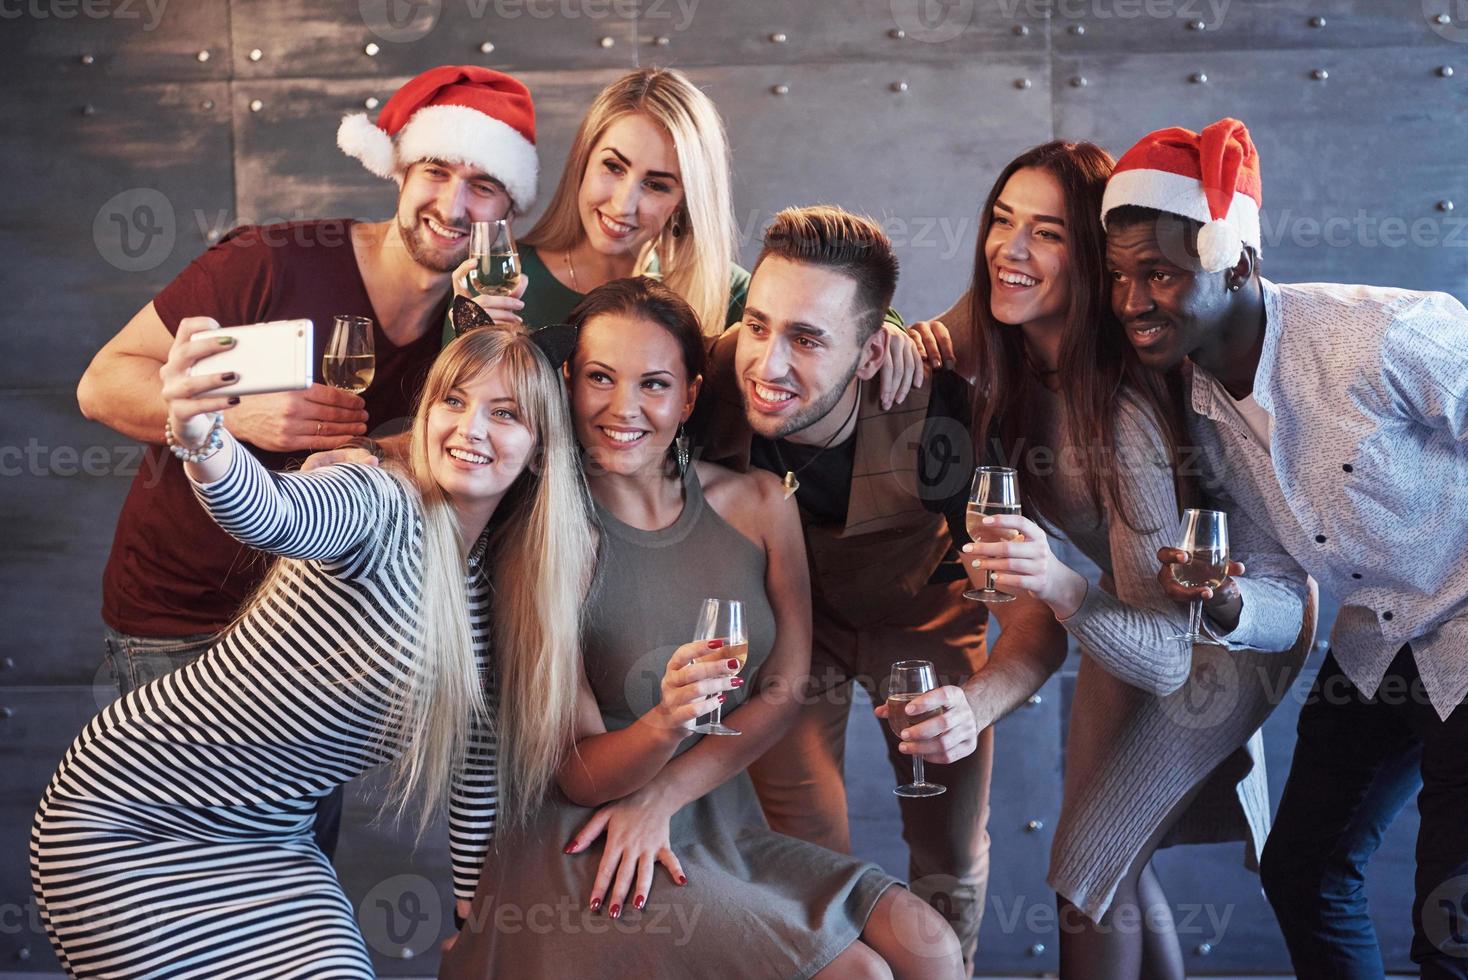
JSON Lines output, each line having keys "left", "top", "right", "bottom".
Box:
{"left": 564, "top": 249, "right": 580, "bottom": 292}
{"left": 770, "top": 381, "right": 862, "bottom": 501}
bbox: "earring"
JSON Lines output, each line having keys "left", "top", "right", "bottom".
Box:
{"left": 1229, "top": 282, "right": 1241, "bottom": 292}
{"left": 675, "top": 423, "right": 691, "bottom": 476}
{"left": 670, "top": 209, "right": 686, "bottom": 238}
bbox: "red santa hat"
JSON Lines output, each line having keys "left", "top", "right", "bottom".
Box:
{"left": 1101, "top": 117, "right": 1262, "bottom": 273}
{"left": 338, "top": 65, "right": 538, "bottom": 211}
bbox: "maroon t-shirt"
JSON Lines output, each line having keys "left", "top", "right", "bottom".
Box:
{"left": 101, "top": 220, "right": 444, "bottom": 636}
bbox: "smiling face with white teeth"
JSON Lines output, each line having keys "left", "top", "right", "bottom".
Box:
{"left": 396, "top": 159, "right": 513, "bottom": 274}
{"left": 424, "top": 363, "right": 536, "bottom": 529}
{"left": 576, "top": 113, "right": 685, "bottom": 265}
{"left": 984, "top": 167, "right": 1072, "bottom": 334}
{"left": 569, "top": 311, "right": 700, "bottom": 478}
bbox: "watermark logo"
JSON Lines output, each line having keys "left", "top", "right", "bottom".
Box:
{"left": 893, "top": 417, "right": 973, "bottom": 504}
{"left": 1158, "top": 651, "right": 1240, "bottom": 731}
{"left": 0, "top": 0, "right": 169, "bottom": 31}
{"left": 1422, "top": 875, "right": 1468, "bottom": 958}
{"left": 359, "top": 0, "right": 441, "bottom": 42}
{"left": 94, "top": 188, "right": 175, "bottom": 273}
{"left": 358, "top": 873, "right": 442, "bottom": 958}
{"left": 890, "top": 0, "right": 976, "bottom": 43}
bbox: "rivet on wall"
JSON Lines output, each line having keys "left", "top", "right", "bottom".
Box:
{"left": 364, "top": 42, "right": 381, "bottom": 57}
{"left": 364, "top": 96, "right": 380, "bottom": 110}
{"left": 1187, "top": 19, "right": 1205, "bottom": 31}
{"left": 1196, "top": 943, "right": 1214, "bottom": 956}
{"left": 1437, "top": 200, "right": 1455, "bottom": 212}
{"left": 1069, "top": 76, "right": 1087, "bottom": 88}
{"left": 80, "top": 53, "right": 95, "bottom": 65}
{"left": 0, "top": 707, "right": 13, "bottom": 719}
{"left": 1308, "top": 15, "right": 1326, "bottom": 28}
{"left": 769, "top": 32, "right": 787, "bottom": 44}
{"left": 1028, "top": 944, "right": 1046, "bottom": 957}
{"left": 1012, "top": 24, "right": 1030, "bottom": 36}
{"left": 889, "top": 28, "right": 906, "bottom": 40}
{"left": 1190, "top": 71, "right": 1208, "bottom": 84}
{"left": 81, "top": 104, "right": 96, "bottom": 116}
{"left": 480, "top": 41, "right": 496, "bottom": 54}
{"left": 1068, "top": 24, "right": 1085, "bottom": 36}
{"left": 1026, "top": 819, "right": 1045, "bottom": 832}
{"left": 890, "top": 80, "right": 908, "bottom": 93}
{"left": 599, "top": 36, "right": 615, "bottom": 48}
{"left": 196, "top": 50, "right": 210, "bottom": 63}
{"left": 249, "top": 48, "right": 263, "bottom": 62}
{"left": 1435, "top": 13, "right": 1452, "bottom": 25}
{"left": 249, "top": 98, "right": 264, "bottom": 112}
{"left": 1311, "top": 68, "right": 1329, "bottom": 81}
{"left": 771, "top": 83, "right": 790, "bottom": 96}
{"left": 200, "top": 99, "right": 215, "bottom": 111}
{"left": 1438, "top": 65, "right": 1455, "bottom": 78}
{"left": 1, "top": 657, "right": 13, "bottom": 670}
{"left": 654, "top": 36, "right": 670, "bottom": 47}
{"left": 1014, "top": 78, "right": 1032, "bottom": 90}
{"left": 15, "top": 947, "right": 30, "bottom": 962}
{"left": 207, "top": 229, "right": 222, "bottom": 243}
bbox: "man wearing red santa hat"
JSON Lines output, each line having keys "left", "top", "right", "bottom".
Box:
{"left": 1104, "top": 117, "right": 1468, "bottom": 980}
{"left": 76, "top": 65, "right": 540, "bottom": 857}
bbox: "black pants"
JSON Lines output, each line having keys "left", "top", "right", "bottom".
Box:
{"left": 1260, "top": 646, "right": 1468, "bottom": 979}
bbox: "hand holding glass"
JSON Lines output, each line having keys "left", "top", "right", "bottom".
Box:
{"left": 468, "top": 220, "right": 521, "bottom": 297}
{"left": 322, "top": 315, "right": 374, "bottom": 394}
{"left": 887, "top": 660, "right": 947, "bottom": 797}
{"left": 692, "top": 598, "right": 746, "bottom": 736}
{"left": 964, "top": 466, "right": 1020, "bottom": 603}
{"left": 1168, "top": 508, "right": 1229, "bottom": 647}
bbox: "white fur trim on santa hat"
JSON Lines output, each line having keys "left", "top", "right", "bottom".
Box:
{"left": 1102, "top": 167, "right": 1261, "bottom": 272}
{"left": 338, "top": 112, "right": 397, "bottom": 180}
{"left": 394, "top": 104, "right": 539, "bottom": 212}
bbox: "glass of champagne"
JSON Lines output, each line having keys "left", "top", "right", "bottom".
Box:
{"left": 322, "top": 315, "right": 375, "bottom": 394}
{"left": 1168, "top": 508, "right": 1229, "bottom": 647}
{"left": 467, "top": 219, "right": 520, "bottom": 296}
{"left": 888, "top": 660, "right": 947, "bottom": 798}
{"left": 964, "top": 466, "right": 1021, "bottom": 603}
{"left": 691, "top": 598, "right": 747, "bottom": 737}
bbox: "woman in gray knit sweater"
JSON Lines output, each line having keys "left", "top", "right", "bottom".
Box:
{"left": 923, "top": 141, "right": 1316, "bottom": 978}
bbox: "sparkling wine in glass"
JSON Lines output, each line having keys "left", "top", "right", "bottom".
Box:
{"left": 467, "top": 219, "right": 520, "bottom": 297}
{"left": 692, "top": 598, "right": 746, "bottom": 737}
{"left": 322, "top": 315, "right": 375, "bottom": 394}
{"left": 1168, "top": 508, "right": 1229, "bottom": 647}
{"left": 888, "top": 660, "right": 946, "bottom": 798}
{"left": 964, "top": 466, "right": 1021, "bottom": 603}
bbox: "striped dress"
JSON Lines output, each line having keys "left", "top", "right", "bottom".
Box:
{"left": 31, "top": 440, "right": 497, "bottom": 979}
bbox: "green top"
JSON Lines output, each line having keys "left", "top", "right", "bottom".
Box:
{"left": 441, "top": 242, "right": 752, "bottom": 346}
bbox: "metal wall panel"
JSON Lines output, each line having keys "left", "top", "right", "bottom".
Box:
{"left": 1050, "top": 0, "right": 1458, "bottom": 55}
{"left": 1053, "top": 46, "right": 1468, "bottom": 300}
{"left": 228, "top": 0, "right": 636, "bottom": 79}
{"left": 230, "top": 70, "right": 629, "bottom": 229}
{"left": 687, "top": 57, "right": 1052, "bottom": 321}
{"left": 0, "top": 80, "right": 233, "bottom": 391}
{"left": 636, "top": 0, "right": 1048, "bottom": 67}
{"left": 0, "top": 0, "right": 230, "bottom": 83}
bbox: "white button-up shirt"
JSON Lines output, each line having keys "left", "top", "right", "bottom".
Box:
{"left": 1190, "top": 278, "right": 1468, "bottom": 720}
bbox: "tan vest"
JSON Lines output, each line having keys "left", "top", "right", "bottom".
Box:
{"left": 696, "top": 330, "right": 955, "bottom": 629}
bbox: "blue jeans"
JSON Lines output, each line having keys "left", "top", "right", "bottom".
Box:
{"left": 1261, "top": 647, "right": 1468, "bottom": 979}
{"left": 101, "top": 627, "right": 343, "bottom": 860}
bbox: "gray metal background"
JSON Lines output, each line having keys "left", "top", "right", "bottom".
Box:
{"left": 2, "top": 0, "right": 1460, "bottom": 973}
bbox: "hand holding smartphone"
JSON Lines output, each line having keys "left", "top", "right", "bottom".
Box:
{"left": 187, "top": 319, "right": 314, "bottom": 396}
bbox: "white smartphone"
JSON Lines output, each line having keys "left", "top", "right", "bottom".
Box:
{"left": 188, "top": 319, "right": 314, "bottom": 396}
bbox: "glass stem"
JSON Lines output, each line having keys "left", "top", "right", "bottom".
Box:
{"left": 1188, "top": 599, "right": 1205, "bottom": 640}
{"left": 912, "top": 753, "right": 926, "bottom": 787}
{"left": 985, "top": 569, "right": 997, "bottom": 593}
{"left": 709, "top": 700, "right": 722, "bottom": 729}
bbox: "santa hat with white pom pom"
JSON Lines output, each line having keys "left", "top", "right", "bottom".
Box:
{"left": 338, "top": 65, "right": 538, "bottom": 212}
{"left": 1101, "top": 117, "right": 1261, "bottom": 273}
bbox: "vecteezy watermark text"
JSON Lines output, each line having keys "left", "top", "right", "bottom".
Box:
{"left": 0, "top": 0, "right": 167, "bottom": 30}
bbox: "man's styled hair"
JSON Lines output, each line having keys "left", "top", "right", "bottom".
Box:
{"left": 754, "top": 205, "right": 898, "bottom": 340}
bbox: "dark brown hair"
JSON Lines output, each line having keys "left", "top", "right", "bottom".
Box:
{"left": 968, "top": 141, "right": 1191, "bottom": 531}
{"left": 753, "top": 205, "right": 898, "bottom": 340}
{"left": 566, "top": 276, "right": 708, "bottom": 384}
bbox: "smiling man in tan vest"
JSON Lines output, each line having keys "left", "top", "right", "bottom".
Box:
{"left": 691, "top": 206, "right": 1067, "bottom": 968}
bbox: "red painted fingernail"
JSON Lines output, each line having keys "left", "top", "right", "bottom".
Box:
{"left": 634, "top": 895, "right": 645, "bottom": 910}
{"left": 726, "top": 659, "right": 739, "bottom": 670}
{"left": 677, "top": 875, "right": 687, "bottom": 886}
{"left": 610, "top": 904, "right": 621, "bottom": 919}
{"left": 590, "top": 898, "right": 601, "bottom": 912}
{"left": 730, "top": 677, "right": 744, "bottom": 687}
{"left": 221, "top": 372, "right": 238, "bottom": 382}
{"left": 707, "top": 639, "right": 724, "bottom": 650}
{"left": 717, "top": 694, "right": 725, "bottom": 703}
{"left": 564, "top": 842, "right": 577, "bottom": 854}
{"left": 227, "top": 396, "right": 241, "bottom": 406}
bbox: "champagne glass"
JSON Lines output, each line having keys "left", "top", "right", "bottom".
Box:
{"left": 322, "top": 315, "right": 375, "bottom": 394}
{"left": 964, "top": 466, "right": 1020, "bottom": 603}
{"left": 691, "top": 598, "right": 747, "bottom": 737}
{"left": 888, "top": 660, "right": 946, "bottom": 798}
{"left": 1168, "top": 508, "right": 1229, "bottom": 647}
{"left": 467, "top": 219, "right": 520, "bottom": 296}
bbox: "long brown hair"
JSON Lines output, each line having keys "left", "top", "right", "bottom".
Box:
{"left": 968, "top": 140, "right": 1190, "bottom": 531}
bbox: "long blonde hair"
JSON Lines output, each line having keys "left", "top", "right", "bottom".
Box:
{"left": 522, "top": 67, "right": 735, "bottom": 336}
{"left": 396, "top": 326, "right": 596, "bottom": 834}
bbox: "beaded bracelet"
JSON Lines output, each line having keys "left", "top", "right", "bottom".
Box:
{"left": 164, "top": 413, "right": 225, "bottom": 463}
